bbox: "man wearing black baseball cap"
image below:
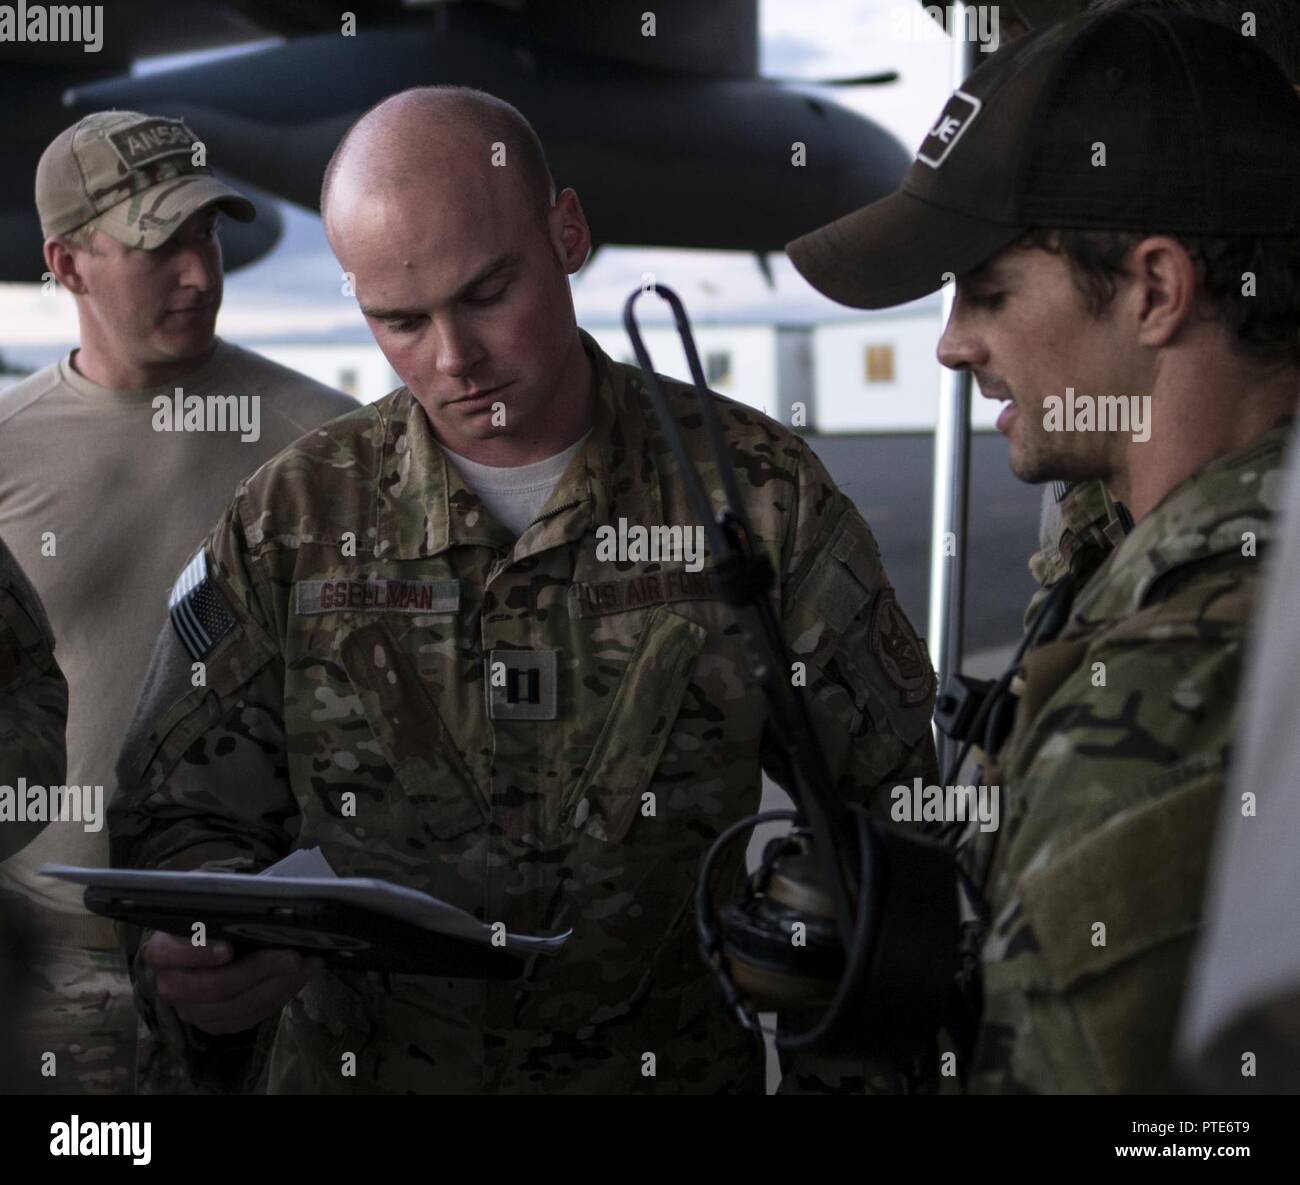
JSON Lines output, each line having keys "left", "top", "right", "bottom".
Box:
{"left": 1024, "top": 0, "right": 1300, "bottom": 667}
{"left": 788, "top": 9, "right": 1300, "bottom": 1091}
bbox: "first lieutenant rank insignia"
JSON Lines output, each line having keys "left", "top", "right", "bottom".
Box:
{"left": 168, "top": 549, "right": 237, "bottom": 661}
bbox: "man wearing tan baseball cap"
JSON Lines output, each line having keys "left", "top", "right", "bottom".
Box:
{"left": 36, "top": 111, "right": 256, "bottom": 254}
{"left": 0, "top": 111, "right": 356, "bottom": 1094}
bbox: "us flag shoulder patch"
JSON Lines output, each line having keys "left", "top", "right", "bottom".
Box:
{"left": 168, "top": 549, "right": 236, "bottom": 661}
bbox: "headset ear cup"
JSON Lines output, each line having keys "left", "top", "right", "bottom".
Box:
{"left": 717, "top": 896, "right": 845, "bottom": 1011}
{"left": 716, "top": 837, "right": 846, "bottom": 1012}
{"left": 713, "top": 816, "right": 960, "bottom": 1059}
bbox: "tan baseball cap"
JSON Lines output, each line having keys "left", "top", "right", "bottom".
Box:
{"left": 36, "top": 111, "right": 255, "bottom": 249}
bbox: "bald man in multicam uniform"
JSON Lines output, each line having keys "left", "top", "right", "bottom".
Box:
{"left": 110, "top": 86, "right": 939, "bottom": 1094}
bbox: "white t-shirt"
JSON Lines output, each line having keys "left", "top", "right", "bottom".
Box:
{"left": 442, "top": 431, "right": 592, "bottom": 536}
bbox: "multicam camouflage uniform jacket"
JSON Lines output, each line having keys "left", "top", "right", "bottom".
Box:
{"left": 0, "top": 535, "right": 67, "bottom": 861}
{"left": 1023, "top": 479, "right": 1126, "bottom": 629}
{"left": 110, "top": 330, "right": 937, "bottom": 1094}
{"left": 962, "top": 423, "right": 1290, "bottom": 1093}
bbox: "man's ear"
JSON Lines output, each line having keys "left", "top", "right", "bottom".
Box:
{"left": 43, "top": 237, "right": 89, "bottom": 295}
{"left": 1128, "top": 235, "right": 1198, "bottom": 351}
{"left": 550, "top": 188, "right": 592, "bottom": 275}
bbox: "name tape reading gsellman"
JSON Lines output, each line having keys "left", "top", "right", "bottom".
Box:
{"left": 0, "top": 4, "right": 103, "bottom": 52}
{"left": 0, "top": 779, "right": 103, "bottom": 832}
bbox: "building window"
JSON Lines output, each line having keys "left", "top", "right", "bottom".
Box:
{"left": 705, "top": 351, "right": 732, "bottom": 387}
{"left": 338, "top": 367, "right": 359, "bottom": 396}
{"left": 864, "top": 344, "right": 895, "bottom": 384}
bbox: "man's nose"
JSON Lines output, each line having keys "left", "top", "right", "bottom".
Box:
{"left": 433, "top": 317, "right": 484, "bottom": 378}
{"left": 936, "top": 305, "right": 985, "bottom": 372}
{"left": 175, "top": 243, "right": 217, "bottom": 292}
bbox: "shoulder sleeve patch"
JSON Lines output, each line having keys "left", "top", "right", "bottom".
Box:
{"left": 168, "top": 549, "right": 236, "bottom": 661}
{"left": 869, "top": 588, "right": 934, "bottom": 707}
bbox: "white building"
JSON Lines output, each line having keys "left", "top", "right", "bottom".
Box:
{"left": 810, "top": 299, "right": 1001, "bottom": 433}
{"left": 250, "top": 343, "right": 399, "bottom": 404}
{"left": 585, "top": 322, "right": 784, "bottom": 419}
{"left": 587, "top": 295, "right": 1002, "bottom": 433}
{"left": 235, "top": 303, "right": 1003, "bottom": 435}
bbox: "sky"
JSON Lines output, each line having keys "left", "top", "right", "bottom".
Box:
{"left": 0, "top": 0, "right": 969, "bottom": 369}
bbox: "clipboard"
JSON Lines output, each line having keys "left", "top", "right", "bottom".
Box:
{"left": 41, "top": 864, "right": 569, "bottom": 978}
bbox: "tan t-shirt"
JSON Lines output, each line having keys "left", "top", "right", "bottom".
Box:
{"left": 0, "top": 339, "right": 357, "bottom": 914}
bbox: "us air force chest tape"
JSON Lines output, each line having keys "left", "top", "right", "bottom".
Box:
{"left": 168, "top": 549, "right": 236, "bottom": 661}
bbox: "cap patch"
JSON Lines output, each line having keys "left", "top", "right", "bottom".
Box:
{"left": 917, "top": 89, "right": 982, "bottom": 169}
{"left": 107, "top": 118, "right": 195, "bottom": 171}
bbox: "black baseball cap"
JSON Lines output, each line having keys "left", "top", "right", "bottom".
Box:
{"left": 787, "top": 10, "right": 1300, "bottom": 310}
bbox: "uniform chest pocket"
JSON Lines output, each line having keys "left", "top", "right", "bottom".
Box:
{"left": 339, "top": 621, "right": 488, "bottom": 840}
{"left": 1010, "top": 771, "right": 1221, "bottom": 1091}
{"left": 562, "top": 604, "right": 708, "bottom": 845}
